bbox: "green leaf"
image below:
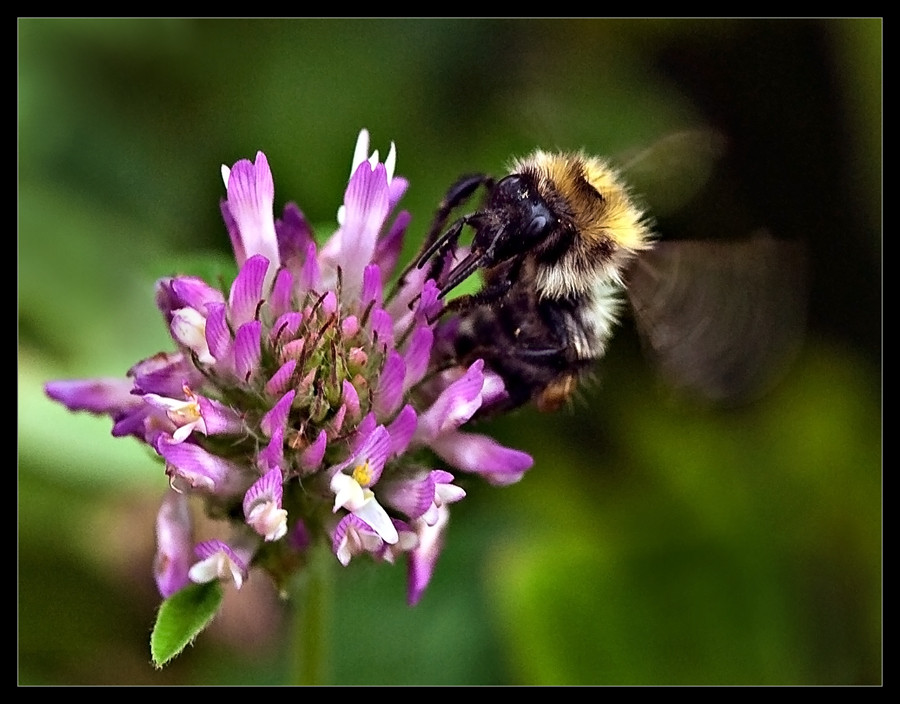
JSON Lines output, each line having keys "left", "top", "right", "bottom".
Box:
{"left": 150, "top": 582, "right": 224, "bottom": 668}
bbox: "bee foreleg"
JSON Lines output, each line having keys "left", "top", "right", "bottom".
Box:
{"left": 424, "top": 173, "right": 495, "bottom": 247}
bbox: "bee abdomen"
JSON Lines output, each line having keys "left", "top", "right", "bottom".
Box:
{"left": 454, "top": 285, "right": 596, "bottom": 412}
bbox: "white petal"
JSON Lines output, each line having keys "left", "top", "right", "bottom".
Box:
{"left": 350, "top": 129, "right": 370, "bottom": 174}
{"left": 331, "top": 472, "right": 365, "bottom": 512}
{"left": 384, "top": 142, "right": 396, "bottom": 182}
{"left": 354, "top": 498, "right": 399, "bottom": 544}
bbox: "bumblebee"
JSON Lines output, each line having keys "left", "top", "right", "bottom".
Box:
{"left": 416, "top": 142, "right": 805, "bottom": 412}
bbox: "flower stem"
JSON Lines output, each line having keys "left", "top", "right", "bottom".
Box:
{"left": 289, "top": 539, "right": 334, "bottom": 685}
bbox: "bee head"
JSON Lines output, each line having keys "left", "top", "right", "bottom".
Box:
{"left": 514, "top": 151, "right": 654, "bottom": 297}
{"left": 474, "top": 174, "right": 559, "bottom": 260}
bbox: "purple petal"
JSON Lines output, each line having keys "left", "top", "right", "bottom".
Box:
{"left": 332, "top": 513, "right": 382, "bottom": 567}
{"left": 265, "top": 359, "right": 297, "bottom": 396}
{"left": 415, "top": 360, "right": 485, "bottom": 442}
{"left": 221, "top": 198, "right": 243, "bottom": 267}
{"left": 479, "top": 368, "right": 510, "bottom": 410}
{"left": 387, "top": 176, "right": 409, "bottom": 214}
{"left": 260, "top": 390, "right": 295, "bottom": 438}
{"left": 45, "top": 377, "right": 137, "bottom": 415}
{"left": 353, "top": 412, "right": 377, "bottom": 444}
{"left": 276, "top": 202, "right": 314, "bottom": 271}
{"left": 355, "top": 426, "right": 392, "bottom": 482}
{"left": 370, "top": 308, "right": 395, "bottom": 351}
{"left": 154, "top": 491, "right": 193, "bottom": 598}
{"left": 298, "top": 240, "right": 320, "bottom": 292}
{"left": 204, "top": 303, "right": 232, "bottom": 363}
{"left": 258, "top": 425, "right": 285, "bottom": 471}
{"left": 229, "top": 255, "right": 268, "bottom": 328}
{"left": 321, "top": 290, "right": 338, "bottom": 317}
{"left": 156, "top": 276, "right": 223, "bottom": 322}
{"left": 403, "top": 326, "right": 433, "bottom": 392}
{"left": 382, "top": 472, "right": 435, "bottom": 520}
{"left": 389, "top": 279, "right": 441, "bottom": 343}
{"left": 156, "top": 437, "right": 248, "bottom": 495}
{"left": 337, "top": 162, "right": 390, "bottom": 302}
{"left": 374, "top": 350, "right": 405, "bottom": 419}
{"left": 414, "top": 279, "right": 443, "bottom": 325}
{"left": 330, "top": 424, "right": 391, "bottom": 480}
{"left": 243, "top": 466, "right": 284, "bottom": 516}
{"left": 342, "top": 380, "right": 361, "bottom": 420}
{"left": 129, "top": 351, "right": 196, "bottom": 397}
{"left": 385, "top": 264, "right": 429, "bottom": 325}
{"left": 430, "top": 431, "right": 533, "bottom": 486}
{"left": 299, "top": 429, "right": 327, "bottom": 473}
{"left": 111, "top": 406, "right": 153, "bottom": 439}
{"left": 172, "top": 276, "right": 224, "bottom": 309}
{"left": 270, "top": 311, "right": 304, "bottom": 346}
{"left": 386, "top": 404, "right": 417, "bottom": 457}
{"left": 360, "top": 426, "right": 392, "bottom": 482}
{"left": 269, "top": 268, "right": 294, "bottom": 319}
{"left": 430, "top": 469, "right": 457, "bottom": 487}
{"left": 407, "top": 506, "right": 449, "bottom": 606}
{"left": 196, "top": 395, "right": 243, "bottom": 435}
{"left": 233, "top": 320, "right": 262, "bottom": 381}
{"left": 189, "top": 538, "right": 252, "bottom": 589}
{"left": 373, "top": 210, "right": 410, "bottom": 280}
{"left": 194, "top": 539, "right": 237, "bottom": 563}
{"left": 224, "top": 152, "right": 280, "bottom": 282}
{"left": 360, "top": 263, "right": 383, "bottom": 309}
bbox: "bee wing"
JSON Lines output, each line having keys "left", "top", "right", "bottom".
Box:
{"left": 625, "top": 234, "right": 807, "bottom": 404}
{"left": 618, "top": 130, "right": 727, "bottom": 217}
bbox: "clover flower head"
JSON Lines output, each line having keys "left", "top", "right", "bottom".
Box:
{"left": 46, "top": 130, "right": 533, "bottom": 626}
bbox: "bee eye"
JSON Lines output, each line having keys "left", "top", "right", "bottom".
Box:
{"left": 524, "top": 212, "right": 550, "bottom": 238}
{"left": 492, "top": 174, "right": 555, "bottom": 242}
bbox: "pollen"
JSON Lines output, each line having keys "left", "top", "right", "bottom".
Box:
{"left": 166, "top": 386, "right": 202, "bottom": 424}
{"left": 352, "top": 460, "right": 373, "bottom": 487}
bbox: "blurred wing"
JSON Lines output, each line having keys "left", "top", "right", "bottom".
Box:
{"left": 618, "top": 130, "right": 727, "bottom": 217}
{"left": 625, "top": 234, "right": 807, "bottom": 404}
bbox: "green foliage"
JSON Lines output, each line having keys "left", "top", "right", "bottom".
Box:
{"left": 486, "top": 345, "right": 880, "bottom": 684}
{"left": 151, "top": 582, "right": 224, "bottom": 668}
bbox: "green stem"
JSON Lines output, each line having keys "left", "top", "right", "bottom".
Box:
{"left": 289, "top": 539, "right": 335, "bottom": 685}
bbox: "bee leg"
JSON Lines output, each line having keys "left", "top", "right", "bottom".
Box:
{"left": 439, "top": 257, "right": 521, "bottom": 316}
{"left": 462, "top": 275, "right": 514, "bottom": 305}
{"left": 535, "top": 374, "right": 580, "bottom": 412}
{"left": 421, "top": 217, "right": 468, "bottom": 283}
{"left": 396, "top": 174, "right": 496, "bottom": 287}
{"left": 427, "top": 275, "right": 513, "bottom": 326}
{"left": 421, "top": 256, "right": 517, "bottom": 325}
{"left": 422, "top": 173, "right": 495, "bottom": 257}
{"left": 428, "top": 290, "right": 475, "bottom": 324}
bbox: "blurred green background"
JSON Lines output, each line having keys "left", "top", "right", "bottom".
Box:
{"left": 19, "top": 19, "right": 881, "bottom": 685}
